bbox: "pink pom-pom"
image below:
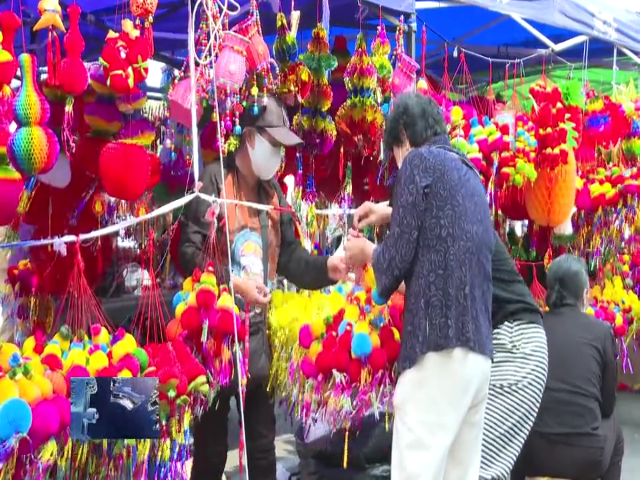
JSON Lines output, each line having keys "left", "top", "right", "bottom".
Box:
{"left": 49, "top": 394, "right": 70, "bottom": 433}
{"left": 300, "top": 355, "right": 318, "bottom": 379}
{"left": 28, "top": 400, "right": 60, "bottom": 449}
{"left": 65, "top": 364, "right": 90, "bottom": 393}
{"left": 298, "top": 324, "right": 314, "bottom": 349}
{"left": 116, "top": 353, "right": 141, "bottom": 377}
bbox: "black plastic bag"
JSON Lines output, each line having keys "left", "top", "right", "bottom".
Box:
{"left": 294, "top": 413, "right": 392, "bottom": 478}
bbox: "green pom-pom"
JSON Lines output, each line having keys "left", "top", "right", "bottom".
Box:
{"left": 132, "top": 347, "right": 149, "bottom": 372}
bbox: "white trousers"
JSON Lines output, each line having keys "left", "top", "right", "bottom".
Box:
{"left": 391, "top": 348, "right": 492, "bottom": 480}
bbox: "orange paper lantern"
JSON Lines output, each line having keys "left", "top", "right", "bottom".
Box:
{"left": 525, "top": 149, "right": 577, "bottom": 227}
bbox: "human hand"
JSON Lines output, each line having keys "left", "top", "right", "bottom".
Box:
{"left": 352, "top": 201, "right": 388, "bottom": 230}
{"left": 233, "top": 277, "right": 271, "bottom": 306}
{"left": 344, "top": 236, "right": 375, "bottom": 267}
{"left": 327, "top": 255, "right": 349, "bottom": 282}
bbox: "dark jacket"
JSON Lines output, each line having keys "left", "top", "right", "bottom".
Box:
{"left": 372, "top": 136, "right": 495, "bottom": 372}
{"left": 179, "top": 161, "right": 333, "bottom": 290}
{"left": 178, "top": 161, "right": 334, "bottom": 383}
{"left": 491, "top": 231, "right": 542, "bottom": 328}
{"left": 534, "top": 306, "right": 618, "bottom": 444}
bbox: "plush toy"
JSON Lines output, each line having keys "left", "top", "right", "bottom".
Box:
{"left": 99, "top": 28, "right": 136, "bottom": 95}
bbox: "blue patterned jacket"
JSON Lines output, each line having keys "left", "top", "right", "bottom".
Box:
{"left": 372, "top": 135, "right": 495, "bottom": 372}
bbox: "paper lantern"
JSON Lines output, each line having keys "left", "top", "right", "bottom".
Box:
{"left": 116, "top": 118, "right": 155, "bottom": 146}
{"left": 168, "top": 77, "right": 203, "bottom": 128}
{"left": 147, "top": 152, "right": 161, "bottom": 189}
{"left": 73, "top": 135, "right": 108, "bottom": 177}
{"left": 0, "top": 164, "right": 22, "bottom": 226}
{"left": 214, "top": 32, "right": 250, "bottom": 92}
{"left": 525, "top": 150, "right": 577, "bottom": 227}
{"left": 84, "top": 99, "right": 123, "bottom": 136}
{"left": 88, "top": 63, "right": 112, "bottom": 96}
{"left": 116, "top": 91, "right": 147, "bottom": 114}
{"left": 99, "top": 141, "right": 150, "bottom": 201}
{"left": 391, "top": 52, "right": 419, "bottom": 97}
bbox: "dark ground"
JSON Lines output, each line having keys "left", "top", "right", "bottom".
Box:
{"left": 223, "top": 392, "right": 640, "bottom": 479}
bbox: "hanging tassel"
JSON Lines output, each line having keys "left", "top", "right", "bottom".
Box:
{"left": 145, "top": 18, "right": 155, "bottom": 57}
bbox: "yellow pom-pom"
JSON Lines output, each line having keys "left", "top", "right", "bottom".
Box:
{"left": 88, "top": 351, "right": 109, "bottom": 376}
{"left": 450, "top": 106, "right": 463, "bottom": 125}
{"left": 309, "top": 340, "right": 322, "bottom": 361}
{"left": 370, "top": 332, "right": 380, "bottom": 349}
{"left": 31, "top": 374, "right": 53, "bottom": 399}
{"left": 16, "top": 376, "right": 41, "bottom": 406}
{"left": 585, "top": 307, "right": 595, "bottom": 316}
{"left": 0, "top": 343, "right": 20, "bottom": 373}
{"left": 187, "top": 293, "right": 198, "bottom": 307}
{"left": 25, "top": 355, "right": 45, "bottom": 376}
{"left": 64, "top": 349, "right": 87, "bottom": 372}
{"left": 310, "top": 318, "right": 326, "bottom": 339}
{"left": 0, "top": 376, "right": 19, "bottom": 406}
{"left": 43, "top": 343, "right": 62, "bottom": 358}
{"left": 175, "top": 302, "right": 187, "bottom": 320}
{"left": 118, "top": 369, "right": 133, "bottom": 377}
{"left": 344, "top": 304, "right": 360, "bottom": 322}
{"left": 354, "top": 321, "right": 370, "bottom": 334}
{"left": 615, "top": 314, "right": 623, "bottom": 326}
{"left": 183, "top": 277, "right": 193, "bottom": 292}
{"left": 111, "top": 342, "right": 128, "bottom": 364}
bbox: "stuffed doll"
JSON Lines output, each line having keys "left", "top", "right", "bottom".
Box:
{"left": 99, "top": 31, "right": 136, "bottom": 95}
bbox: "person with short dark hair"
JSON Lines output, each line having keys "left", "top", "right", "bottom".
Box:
{"left": 345, "top": 93, "right": 495, "bottom": 480}
{"left": 179, "top": 94, "right": 348, "bottom": 480}
{"left": 511, "top": 254, "right": 624, "bottom": 480}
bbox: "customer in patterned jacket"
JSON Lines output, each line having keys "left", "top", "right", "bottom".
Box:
{"left": 344, "top": 93, "right": 495, "bottom": 480}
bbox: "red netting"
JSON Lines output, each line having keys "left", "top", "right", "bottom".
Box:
{"left": 131, "top": 229, "right": 168, "bottom": 345}
{"left": 53, "top": 240, "right": 113, "bottom": 336}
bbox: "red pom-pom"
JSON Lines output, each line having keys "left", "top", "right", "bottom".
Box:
{"left": 383, "top": 340, "right": 400, "bottom": 365}
{"left": 348, "top": 359, "right": 362, "bottom": 384}
{"left": 41, "top": 353, "right": 64, "bottom": 371}
{"left": 216, "top": 309, "right": 236, "bottom": 337}
{"left": 95, "top": 366, "right": 118, "bottom": 377}
{"left": 175, "top": 376, "right": 188, "bottom": 396}
{"left": 368, "top": 347, "right": 387, "bottom": 373}
{"left": 331, "top": 347, "right": 350, "bottom": 374}
{"left": 321, "top": 331, "right": 338, "bottom": 352}
{"left": 179, "top": 305, "right": 202, "bottom": 333}
{"left": 195, "top": 288, "right": 217, "bottom": 310}
{"left": 236, "top": 317, "right": 246, "bottom": 341}
{"left": 337, "top": 330, "right": 352, "bottom": 351}
{"left": 99, "top": 141, "right": 150, "bottom": 201}
{"left": 378, "top": 325, "right": 395, "bottom": 346}
{"left": 315, "top": 349, "right": 333, "bottom": 377}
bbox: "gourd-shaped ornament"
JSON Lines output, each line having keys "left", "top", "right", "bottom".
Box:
{"left": 7, "top": 54, "right": 60, "bottom": 176}
{"left": 60, "top": 5, "right": 88, "bottom": 97}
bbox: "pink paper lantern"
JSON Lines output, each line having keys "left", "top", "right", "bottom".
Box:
{"left": 214, "top": 32, "right": 250, "bottom": 92}
{"left": 168, "top": 78, "right": 204, "bottom": 128}
{"left": 391, "top": 53, "right": 419, "bottom": 97}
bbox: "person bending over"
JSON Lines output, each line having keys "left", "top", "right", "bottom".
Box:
{"left": 511, "top": 254, "right": 624, "bottom": 480}
{"left": 345, "top": 92, "right": 495, "bottom": 480}
{"left": 179, "top": 94, "right": 347, "bottom": 480}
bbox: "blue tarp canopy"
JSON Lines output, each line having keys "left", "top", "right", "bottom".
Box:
{"left": 413, "top": 1, "right": 640, "bottom": 78}
{"left": 13, "top": 0, "right": 414, "bottom": 68}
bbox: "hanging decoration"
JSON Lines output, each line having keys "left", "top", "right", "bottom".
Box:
{"left": 371, "top": 24, "right": 392, "bottom": 114}
{"left": 329, "top": 35, "right": 350, "bottom": 117}
{"left": 60, "top": 5, "right": 88, "bottom": 98}
{"left": 273, "top": 11, "right": 310, "bottom": 105}
{"left": 294, "top": 24, "right": 337, "bottom": 156}
{"left": 33, "top": 0, "right": 66, "bottom": 91}
{"left": 129, "top": 0, "right": 158, "bottom": 56}
{"left": 391, "top": 17, "right": 419, "bottom": 97}
{"left": 7, "top": 54, "right": 60, "bottom": 177}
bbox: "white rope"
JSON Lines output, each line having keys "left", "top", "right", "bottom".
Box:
{"left": 192, "top": 1, "right": 249, "bottom": 478}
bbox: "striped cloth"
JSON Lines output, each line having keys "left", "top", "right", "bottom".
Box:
{"left": 480, "top": 320, "right": 548, "bottom": 480}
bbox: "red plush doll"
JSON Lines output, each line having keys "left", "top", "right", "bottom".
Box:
{"left": 127, "top": 35, "right": 150, "bottom": 85}
{"left": 99, "top": 31, "right": 136, "bottom": 95}
{"left": 60, "top": 5, "right": 88, "bottom": 96}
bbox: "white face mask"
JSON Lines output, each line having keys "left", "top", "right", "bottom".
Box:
{"left": 248, "top": 132, "right": 283, "bottom": 180}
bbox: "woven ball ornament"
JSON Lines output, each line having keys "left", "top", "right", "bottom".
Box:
{"left": 99, "top": 141, "right": 150, "bottom": 201}
{"left": 116, "top": 118, "right": 155, "bottom": 146}
{"left": 0, "top": 164, "right": 22, "bottom": 225}
{"left": 73, "top": 135, "right": 108, "bottom": 177}
{"left": 7, "top": 125, "right": 60, "bottom": 176}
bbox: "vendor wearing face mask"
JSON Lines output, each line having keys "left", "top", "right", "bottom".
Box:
{"left": 179, "top": 94, "right": 347, "bottom": 480}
